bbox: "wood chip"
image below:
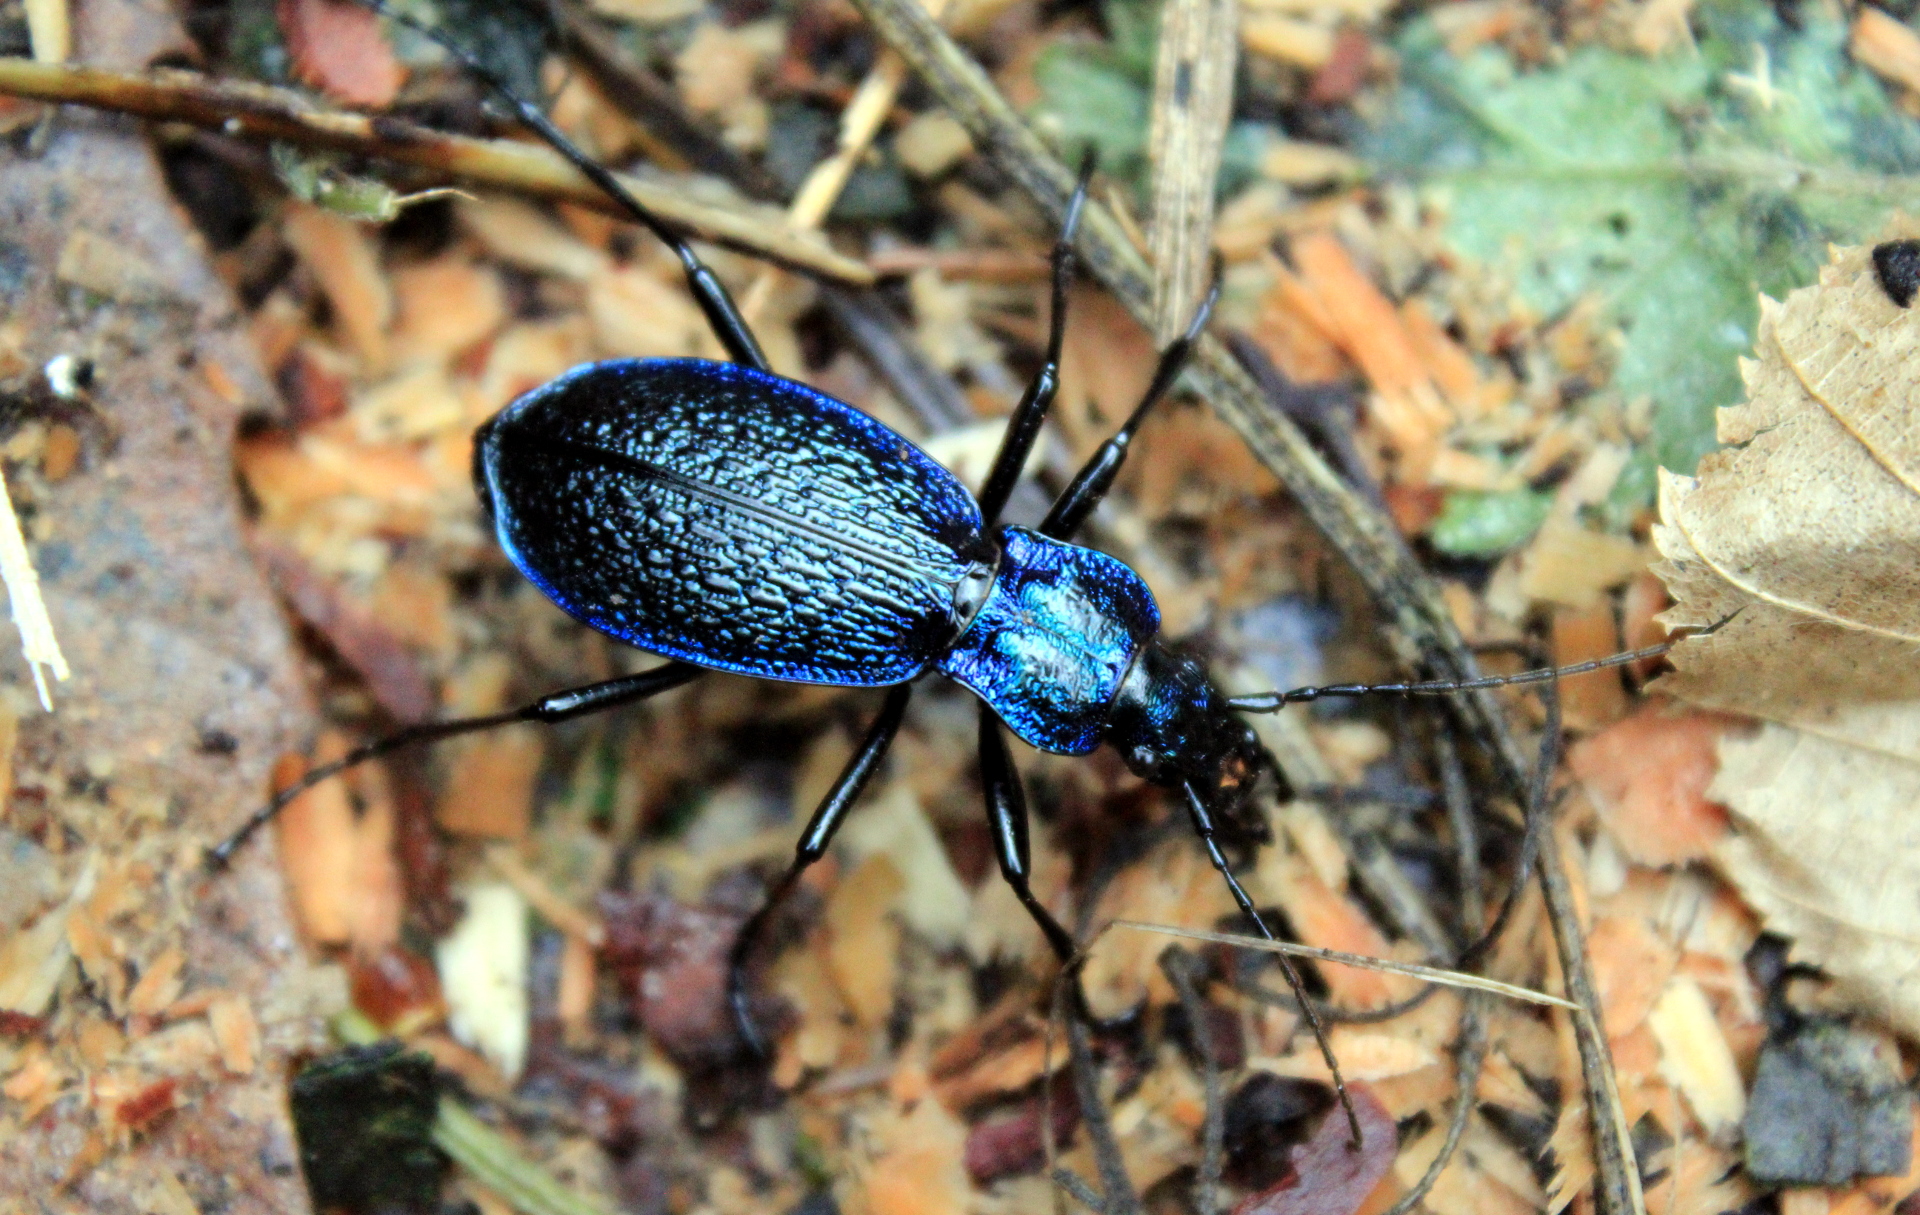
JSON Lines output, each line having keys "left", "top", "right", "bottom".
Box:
{"left": 1241, "top": 13, "right": 1337, "bottom": 68}
{"left": 277, "top": 0, "right": 404, "bottom": 108}
{"left": 1585, "top": 916, "right": 1679, "bottom": 1040}
{"left": 857, "top": 1097, "right": 972, "bottom": 1215}
{"left": 438, "top": 729, "right": 543, "bottom": 840}
{"left": 1569, "top": 704, "right": 1737, "bottom": 866}
{"left": 390, "top": 259, "right": 506, "bottom": 364}
{"left": 1852, "top": 8, "right": 1920, "bottom": 95}
{"left": 281, "top": 204, "right": 392, "bottom": 370}
{"left": 1250, "top": 1030, "right": 1439, "bottom": 1083}
{"left": 273, "top": 739, "right": 357, "bottom": 946}
{"left": 1518, "top": 517, "right": 1649, "bottom": 610}
{"left": 1285, "top": 231, "right": 1453, "bottom": 471}
{"left": 127, "top": 946, "right": 186, "bottom": 1019}
{"left": 436, "top": 882, "right": 530, "bottom": 1081}
{"left": 1552, "top": 605, "right": 1629, "bottom": 730}
{"left": 207, "top": 994, "right": 260, "bottom": 1075}
{"left": 1648, "top": 974, "right": 1746, "bottom": 1138}
{"left": 825, "top": 853, "right": 904, "bottom": 1029}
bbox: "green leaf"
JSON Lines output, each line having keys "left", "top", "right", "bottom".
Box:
{"left": 1031, "top": 45, "right": 1151, "bottom": 184}
{"left": 1431, "top": 488, "right": 1555, "bottom": 557}
{"left": 1367, "top": 0, "right": 1920, "bottom": 495}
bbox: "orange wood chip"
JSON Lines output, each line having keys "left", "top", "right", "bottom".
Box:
{"left": 1852, "top": 7, "right": 1920, "bottom": 95}
{"left": 208, "top": 994, "right": 260, "bottom": 1075}
{"left": 126, "top": 947, "right": 186, "bottom": 1019}
{"left": 391, "top": 259, "right": 508, "bottom": 364}
{"left": 41, "top": 424, "right": 80, "bottom": 482}
{"left": 281, "top": 204, "right": 392, "bottom": 370}
{"left": 277, "top": 0, "right": 405, "bottom": 107}
{"left": 1569, "top": 703, "right": 1739, "bottom": 866}
{"left": 1285, "top": 231, "right": 1454, "bottom": 469}
{"left": 825, "top": 853, "right": 904, "bottom": 1029}
{"left": 1553, "top": 605, "right": 1629, "bottom": 731}
{"left": 861, "top": 1098, "right": 972, "bottom": 1215}
{"left": 437, "top": 728, "right": 543, "bottom": 840}
{"left": 274, "top": 736, "right": 357, "bottom": 946}
{"left": 1265, "top": 854, "right": 1413, "bottom": 1009}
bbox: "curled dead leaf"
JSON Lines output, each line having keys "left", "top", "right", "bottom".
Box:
{"left": 1654, "top": 244, "right": 1920, "bottom": 1036}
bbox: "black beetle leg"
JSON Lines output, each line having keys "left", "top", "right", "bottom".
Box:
{"left": 207, "top": 662, "right": 705, "bottom": 868}
{"left": 1039, "top": 263, "right": 1222, "bottom": 542}
{"left": 975, "top": 153, "right": 1097, "bottom": 529}
{"left": 1182, "top": 781, "right": 1364, "bottom": 1149}
{"left": 978, "top": 706, "right": 1079, "bottom": 963}
{"left": 349, "top": 0, "right": 769, "bottom": 372}
{"left": 730, "top": 683, "right": 913, "bottom": 1058}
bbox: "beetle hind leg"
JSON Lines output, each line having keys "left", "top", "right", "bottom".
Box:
{"left": 207, "top": 662, "right": 705, "bottom": 868}
{"left": 729, "top": 683, "right": 914, "bottom": 1058}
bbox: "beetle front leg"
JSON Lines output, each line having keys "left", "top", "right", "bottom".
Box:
{"left": 975, "top": 153, "right": 1096, "bottom": 529}
{"left": 729, "top": 683, "right": 913, "bottom": 1058}
{"left": 978, "top": 706, "right": 1078, "bottom": 963}
{"left": 1183, "top": 781, "right": 1364, "bottom": 1148}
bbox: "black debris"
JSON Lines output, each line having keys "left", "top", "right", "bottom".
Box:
{"left": 288, "top": 1041, "right": 448, "bottom": 1212}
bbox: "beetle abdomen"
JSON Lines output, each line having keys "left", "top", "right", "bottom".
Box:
{"left": 939, "top": 527, "right": 1160, "bottom": 754}
{"left": 478, "top": 359, "right": 988, "bottom": 685}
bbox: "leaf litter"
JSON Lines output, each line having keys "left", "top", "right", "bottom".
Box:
{"left": 3, "top": 0, "right": 1920, "bottom": 1210}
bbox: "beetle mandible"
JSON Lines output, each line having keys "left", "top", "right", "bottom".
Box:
{"left": 215, "top": 3, "right": 1677, "bottom": 1143}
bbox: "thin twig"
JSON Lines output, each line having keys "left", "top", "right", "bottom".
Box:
{"left": 1435, "top": 724, "right": 1482, "bottom": 945}
{"left": 1052, "top": 1167, "right": 1108, "bottom": 1212}
{"left": 1068, "top": 1013, "right": 1140, "bottom": 1215}
{"left": 1145, "top": 0, "right": 1237, "bottom": 343}
{"left": 1375, "top": 720, "right": 1492, "bottom": 1215}
{"left": 822, "top": 8, "right": 1641, "bottom": 1200}
{"left": 0, "top": 58, "right": 871, "bottom": 285}
{"left": 1161, "top": 948, "right": 1225, "bottom": 1215}
{"left": 1382, "top": 997, "right": 1487, "bottom": 1215}
{"left": 555, "top": 0, "right": 782, "bottom": 196}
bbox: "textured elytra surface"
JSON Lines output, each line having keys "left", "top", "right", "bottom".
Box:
{"left": 480, "top": 359, "right": 989, "bottom": 684}
{"left": 939, "top": 527, "right": 1159, "bottom": 755}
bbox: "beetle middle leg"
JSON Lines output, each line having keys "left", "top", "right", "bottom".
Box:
{"left": 729, "top": 683, "right": 914, "bottom": 1056}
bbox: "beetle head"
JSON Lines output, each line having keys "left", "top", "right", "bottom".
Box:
{"left": 1104, "top": 642, "right": 1280, "bottom": 843}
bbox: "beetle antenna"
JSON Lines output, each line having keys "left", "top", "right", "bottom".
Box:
{"left": 346, "top": 0, "right": 768, "bottom": 369}
{"left": 1225, "top": 615, "right": 1733, "bottom": 713}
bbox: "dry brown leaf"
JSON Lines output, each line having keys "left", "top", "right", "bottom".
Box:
{"left": 1654, "top": 244, "right": 1920, "bottom": 1037}
{"left": 853, "top": 1097, "right": 972, "bottom": 1215}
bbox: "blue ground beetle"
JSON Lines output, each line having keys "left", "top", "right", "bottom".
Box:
{"left": 213, "top": 7, "right": 1675, "bottom": 1142}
